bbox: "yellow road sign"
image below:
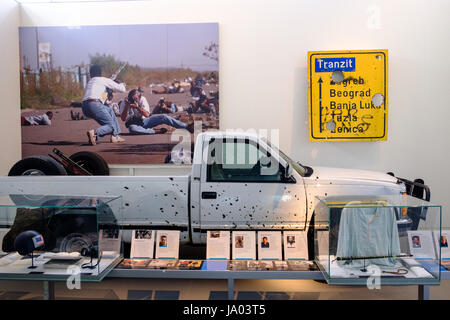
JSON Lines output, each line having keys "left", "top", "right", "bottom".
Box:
{"left": 308, "top": 50, "right": 388, "bottom": 141}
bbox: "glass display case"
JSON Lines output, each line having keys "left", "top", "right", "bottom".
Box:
{"left": 314, "top": 194, "right": 441, "bottom": 285}
{"left": 0, "top": 194, "right": 123, "bottom": 281}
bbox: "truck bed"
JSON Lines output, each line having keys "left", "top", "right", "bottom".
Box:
{"left": 0, "top": 175, "right": 190, "bottom": 229}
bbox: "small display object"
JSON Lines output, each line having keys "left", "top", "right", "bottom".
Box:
{"left": 0, "top": 194, "right": 123, "bottom": 281}
{"left": 178, "top": 260, "right": 203, "bottom": 270}
{"left": 130, "top": 229, "right": 155, "bottom": 259}
{"left": 229, "top": 260, "right": 248, "bottom": 271}
{"left": 246, "top": 260, "right": 276, "bottom": 271}
{"left": 273, "top": 260, "right": 288, "bottom": 271}
{"left": 155, "top": 230, "right": 180, "bottom": 259}
{"left": 231, "top": 231, "right": 256, "bottom": 260}
{"left": 283, "top": 231, "right": 308, "bottom": 260}
{"left": 314, "top": 195, "right": 441, "bottom": 285}
{"left": 257, "top": 231, "right": 282, "bottom": 261}
{"left": 116, "top": 258, "right": 150, "bottom": 269}
{"left": 147, "top": 259, "right": 178, "bottom": 269}
{"left": 201, "top": 260, "right": 228, "bottom": 271}
{"left": 287, "top": 260, "right": 315, "bottom": 271}
{"left": 206, "top": 231, "right": 230, "bottom": 260}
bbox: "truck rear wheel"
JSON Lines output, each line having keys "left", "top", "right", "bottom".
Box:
{"left": 8, "top": 155, "right": 67, "bottom": 176}
{"left": 69, "top": 151, "right": 109, "bottom": 175}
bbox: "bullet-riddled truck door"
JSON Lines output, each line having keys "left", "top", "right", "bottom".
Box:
{"left": 199, "top": 137, "right": 307, "bottom": 230}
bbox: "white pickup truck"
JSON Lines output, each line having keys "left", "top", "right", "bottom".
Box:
{"left": 0, "top": 131, "right": 426, "bottom": 249}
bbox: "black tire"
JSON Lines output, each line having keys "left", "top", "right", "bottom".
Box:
{"left": 8, "top": 155, "right": 67, "bottom": 176}
{"left": 69, "top": 151, "right": 109, "bottom": 175}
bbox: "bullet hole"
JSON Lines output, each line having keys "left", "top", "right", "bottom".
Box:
{"left": 124, "top": 186, "right": 129, "bottom": 190}
{"left": 160, "top": 208, "right": 164, "bottom": 211}
{"left": 222, "top": 214, "right": 226, "bottom": 219}
{"left": 316, "top": 176, "right": 319, "bottom": 180}
{"left": 174, "top": 198, "right": 177, "bottom": 200}
{"left": 259, "top": 190, "right": 262, "bottom": 193}
{"left": 165, "top": 220, "right": 170, "bottom": 224}
{"left": 125, "top": 203, "right": 130, "bottom": 206}
{"left": 141, "top": 185, "right": 144, "bottom": 188}
{"left": 192, "top": 205, "right": 195, "bottom": 208}
{"left": 175, "top": 212, "right": 178, "bottom": 215}
{"left": 326, "top": 119, "right": 337, "bottom": 131}
{"left": 249, "top": 214, "right": 253, "bottom": 218}
{"left": 331, "top": 70, "right": 345, "bottom": 83}
{"left": 164, "top": 194, "right": 168, "bottom": 196}
{"left": 230, "top": 203, "right": 233, "bottom": 206}
{"left": 211, "top": 204, "right": 214, "bottom": 207}
{"left": 325, "top": 193, "right": 328, "bottom": 196}
{"left": 179, "top": 190, "right": 183, "bottom": 193}
{"left": 245, "top": 184, "right": 248, "bottom": 187}
{"left": 235, "top": 199, "right": 239, "bottom": 202}
{"left": 372, "top": 93, "right": 384, "bottom": 106}
{"left": 169, "top": 177, "right": 174, "bottom": 181}
{"left": 171, "top": 205, "right": 174, "bottom": 207}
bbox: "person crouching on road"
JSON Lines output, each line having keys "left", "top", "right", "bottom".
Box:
{"left": 82, "top": 65, "right": 127, "bottom": 146}
{"left": 119, "top": 89, "right": 194, "bottom": 135}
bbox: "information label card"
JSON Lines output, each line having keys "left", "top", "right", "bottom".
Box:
{"left": 257, "top": 231, "right": 282, "bottom": 261}
{"left": 155, "top": 230, "right": 180, "bottom": 259}
{"left": 131, "top": 230, "right": 155, "bottom": 259}
{"left": 434, "top": 230, "right": 450, "bottom": 260}
{"left": 283, "top": 231, "right": 308, "bottom": 260}
{"left": 232, "top": 231, "right": 256, "bottom": 260}
{"left": 206, "top": 231, "right": 230, "bottom": 260}
{"left": 407, "top": 230, "right": 435, "bottom": 259}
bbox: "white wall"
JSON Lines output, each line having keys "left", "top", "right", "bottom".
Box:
{"left": 0, "top": 0, "right": 21, "bottom": 174}
{"left": 4, "top": 0, "right": 450, "bottom": 225}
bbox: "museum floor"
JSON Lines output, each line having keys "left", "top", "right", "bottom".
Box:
{"left": 0, "top": 278, "right": 449, "bottom": 300}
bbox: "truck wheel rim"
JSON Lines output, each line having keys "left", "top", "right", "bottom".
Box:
{"left": 22, "top": 169, "right": 45, "bottom": 176}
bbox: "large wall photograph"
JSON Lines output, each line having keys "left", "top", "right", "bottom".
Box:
{"left": 19, "top": 23, "right": 219, "bottom": 164}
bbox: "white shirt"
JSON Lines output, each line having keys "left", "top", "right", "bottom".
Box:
{"left": 82, "top": 77, "right": 126, "bottom": 102}
{"left": 25, "top": 114, "right": 51, "bottom": 125}
{"left": 119, "top": 96, "right": 150, "bottom": 122}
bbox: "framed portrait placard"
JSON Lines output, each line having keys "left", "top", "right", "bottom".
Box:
{"left": 206, "top": 231, "right": 230, "bottom": 260}
{"left": 231, "top": 231, "right": 256, "bottom": 260}
{"left": 434, "top": 230, "right": 450, "bottom": 260}
{"left": 257, "top": 231, "right": 282, "bottom": 261}
{"left": 130, "top": 230, "right": 155, "bottom": 259}
{"left": 99, "top": 228, "right": 122, "bottom": 253}
{"left": 155, "top": 230, "right": 180, "bottom": 259}
{"left": 407, "top": 230, "right": 435, "bottom": 259}
{"left": 283, "top": 231, "right": 308, "bottom": 260}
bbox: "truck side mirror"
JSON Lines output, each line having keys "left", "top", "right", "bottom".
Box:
{"left": 285, "top": 163, "right": 293, "bottom": 179}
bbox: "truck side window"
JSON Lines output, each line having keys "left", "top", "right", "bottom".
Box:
{"left": 207, "top": 139, "right": 283, "bottom": 182}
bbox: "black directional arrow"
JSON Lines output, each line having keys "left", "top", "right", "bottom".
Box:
{"left": 318, "top": 77, "right": 323, "bottom": 132}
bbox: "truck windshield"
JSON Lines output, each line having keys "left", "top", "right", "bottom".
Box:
{"left": 261, "top": 138, "right": 307, "bottom": 176}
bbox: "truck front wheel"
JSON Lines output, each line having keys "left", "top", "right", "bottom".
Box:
{"left": 69, "top": 151, "right": 109, "bottom": 175}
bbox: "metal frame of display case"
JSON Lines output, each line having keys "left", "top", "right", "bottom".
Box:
{"left": 5, "top": 264, "right": 449, "bottom": 300}
{"left": 106, "top": 266, "right": 450, "bottom": 300}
